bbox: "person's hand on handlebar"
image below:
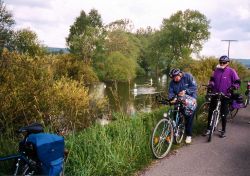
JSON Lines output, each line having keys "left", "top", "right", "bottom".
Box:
{"left": 227, "top": 86, "right": 236, "bottom": 93}
{"left": 178, "top": 90, "right": 186, "bottom": 97}
{"left": 170, "top": 98, "right": 177, "bottom": 104}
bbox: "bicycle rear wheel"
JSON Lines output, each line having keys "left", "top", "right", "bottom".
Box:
{"left": 229, "top": 107, "right": 238, "bottom": 120}
{"left": 151, "top": 118, "right": 173, "bottom": 159}
{"left": 196, "top": 102, "right": 210, "bottom": 123}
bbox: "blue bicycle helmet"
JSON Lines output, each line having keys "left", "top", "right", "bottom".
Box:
{"left": 219, "top": 55, "right": 230, "bottom": 62}
{"left": 169, "top": 68, "right": 181, "bottom": 78}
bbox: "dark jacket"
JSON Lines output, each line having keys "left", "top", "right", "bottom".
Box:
{"left": 168, "top": 72, "right": 197, "bottom": 99}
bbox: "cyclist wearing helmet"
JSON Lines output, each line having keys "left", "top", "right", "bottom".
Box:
{"left": 203, "top": 55, "right": 240, "bottom": 138}
{"left": 168, "top": 68, "right": 197, "bottom": 144}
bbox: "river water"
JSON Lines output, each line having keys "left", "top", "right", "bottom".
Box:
{"left": 90, "top": 75, "right": 169, "bottom": 119}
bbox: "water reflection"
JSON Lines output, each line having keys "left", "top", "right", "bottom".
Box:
{"left": 91, "top": 75, "right": 168, "bottom": 116}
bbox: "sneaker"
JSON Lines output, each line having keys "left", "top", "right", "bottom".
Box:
{"left": 202, "top": 130, "right": 210, "bottom": 136}
{"left": 219, "top": 131, "right": 226, "bottom": 138}
{"left": 185, "top": 136, "right": 192, "bottom": 144}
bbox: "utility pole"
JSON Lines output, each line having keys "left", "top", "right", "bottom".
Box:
{"left": 221, "top": 39, "right": 238, "bottom": 58}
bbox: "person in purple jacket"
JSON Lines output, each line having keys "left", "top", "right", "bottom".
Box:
{"left": 203, "top": 55, "right": 240, "bottom": 138}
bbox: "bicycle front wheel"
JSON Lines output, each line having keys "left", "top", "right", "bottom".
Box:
{"left": 196, "top": 102, "right": 210, "bottom": 123}
{"left": 151, "top": 118, "right": 173, "bottom": 159}
{"left": 208, "top": 110, "right": 218, "bottom": 142}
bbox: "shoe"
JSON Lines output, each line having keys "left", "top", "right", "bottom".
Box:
{"left": 185, "top": 136, "right": 192, "bottom": 144}
{"left": 219, "top": 131, "right": 226, "bottom": 138}
{"left": 202, "top": 130, "right": 210, "bottom": 136}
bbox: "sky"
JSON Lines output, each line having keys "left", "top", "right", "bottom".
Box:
{"left": 4, "top": 0, "right": 250, "bottom": 59}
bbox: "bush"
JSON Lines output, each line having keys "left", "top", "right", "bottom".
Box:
{"left": 0, "top": 51, "right": 106, "bottom": 133}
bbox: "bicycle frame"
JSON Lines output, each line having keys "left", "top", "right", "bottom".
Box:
{"left": 165, "top": 101, "right": 182, "bottom": 127}
{"left": 0, "top": 152, "right": 35, "bottom": 175}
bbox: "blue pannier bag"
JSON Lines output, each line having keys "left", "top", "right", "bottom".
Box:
{"left": 27, "top": 133, "right": 64, "bottom": 176}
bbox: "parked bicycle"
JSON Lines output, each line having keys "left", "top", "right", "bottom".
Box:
{"left": 151, "top": 95, "right": 185, "bottom": 159}
{"left": 196, "top": 83, "right": 249, "bottom": 123}
{"left": 0, "top": 123, "right": 67, "bottom": 176}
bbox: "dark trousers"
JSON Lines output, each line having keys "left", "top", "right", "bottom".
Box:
{"left": 207, "top": 97, "right": 229, "bottom": 132}
{"left": 178, "top": 109, "right": 195, "bottom": 136}
{"left": 184, "top": 111, "right": 195, "bottom": 136}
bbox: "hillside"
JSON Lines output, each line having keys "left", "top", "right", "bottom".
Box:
{"left": 233, "top": 59, "right": 250, "bottom": 68}
{"left": 46, "top": 47, "right": 69, "bottom": 54}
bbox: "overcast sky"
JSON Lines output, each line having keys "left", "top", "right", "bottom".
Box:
{"left": 4, "top": 0, "right": 250, "bottom": 59}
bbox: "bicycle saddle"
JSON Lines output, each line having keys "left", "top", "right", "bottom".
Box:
{"left": 18, "top": 123, "right": 44, "bottom": 134}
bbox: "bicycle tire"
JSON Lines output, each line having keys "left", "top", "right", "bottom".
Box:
{"left": 196, "top": 102, "right": 210, "bottom": 123}
{"left": 174, "top": 120, "right": 185, "bottom": 144}
{"left": 208, "top": 110, "right": 218, "bottom": 142}
{"left": 151, "top": 118, "right": 173, "bottom": 159}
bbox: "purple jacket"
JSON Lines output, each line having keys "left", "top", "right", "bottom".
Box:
{"left": 209, "top": 66, "right": 240, "bottom": 96}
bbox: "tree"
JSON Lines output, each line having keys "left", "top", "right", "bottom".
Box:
{"left": 66, "top": 9, "right": 105, "bottom": 64}
{"left": 0, "top": 0, "right": 15, "bottom": 55}
{"left": 103, "top": 51, "right": 136, "bottom": 82}
{"left": 105, "top": 29, "right": 140, "bottom": 60}
{"left": 12, "top": 28, "right": 45, "bottom": 56}
{"left": 161, "top": 9, "right": 210, "bottom": 59}
{"left": 106, "top": 18, "right": 134, "bottom": 32}
{"left": 145, "top": 9, "right": 210, "bottom": 77}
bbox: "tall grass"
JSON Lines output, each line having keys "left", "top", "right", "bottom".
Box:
{"left": 65, "top": 110, "right": 164, "bottom": 176}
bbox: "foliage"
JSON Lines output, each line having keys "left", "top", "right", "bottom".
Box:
{"left": 103, "top": 51, "right": 137, "bottom": 82}
{"left": 135, "top": 26, "right": 155, "bottom": 74}
{"left": 105, "top": 29, "right": 141, "bottom": 60}
{"left": 49, "top": 77, "right": 90, "bottom": 130}
{"left": 106, "top": 18, "right": 134, "bottom": 32}
{"left": 0, "top": 0, "right": 15, "bottom": 54}
{"left": 0, "top": 51, "right": 106, "bottom": 133}
{"left": 66, "top": 9, "right": 106, "bottom": 63}
{"left": 65, "top": 110, "right": 163, "bottom": 176}
{"left": 161, "top": 9, "right": 210, "bottom": 57}
{"left": 11, "top": 28, "right": 46, "bottom": 56}
{"left": 53, "top": 54, "right": 99, "bottom": 84}
{"left": 144, "top": 9, "right": 210, "bottom": 76}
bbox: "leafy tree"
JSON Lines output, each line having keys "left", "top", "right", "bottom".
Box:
{"left": 66, "top": 9, "right": 105, "bottom": 63}
{"left": 145, "top": 9, "right": 210, "bottom": 77}
{"left": 0, "top": 0, "right": 15, "bottom": 55}
{"left": 103, "top": 51, "right": 136, "bottom": 81}
{"left": 161, "top": 9, "right": 210, "bottom": 59}
{"left": 106, "top": 18, "right": 134, "bottom": 32}
{"left": 135, "top": 27, "right": 155, "bottom": 74}
{"left": 12, "top": 28, "right": 45, "bottom": 56}
{"left": 105, "top": 29, "right": 140, "bottom": 60}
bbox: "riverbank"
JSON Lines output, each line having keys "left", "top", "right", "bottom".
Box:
{"left": 0, "top": 98, "right": 205, "bottom": 175}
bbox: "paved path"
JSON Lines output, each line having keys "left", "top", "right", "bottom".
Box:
{"left": 139, "top": 106, "right": 250, "bottom": 176}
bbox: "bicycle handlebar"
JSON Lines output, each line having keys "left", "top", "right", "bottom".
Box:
{"left": 206, "top": 92, "right": 230, "bottom": 99}
{"left": 156, "top": 95, "right": 184, "bottom": 105}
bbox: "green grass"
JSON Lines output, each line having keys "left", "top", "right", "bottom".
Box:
{"left": 0, "top": 103, "right": 207, "bottom": 176}
{"left": 64, "top": 111, "right": 163, "bottom": 176}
